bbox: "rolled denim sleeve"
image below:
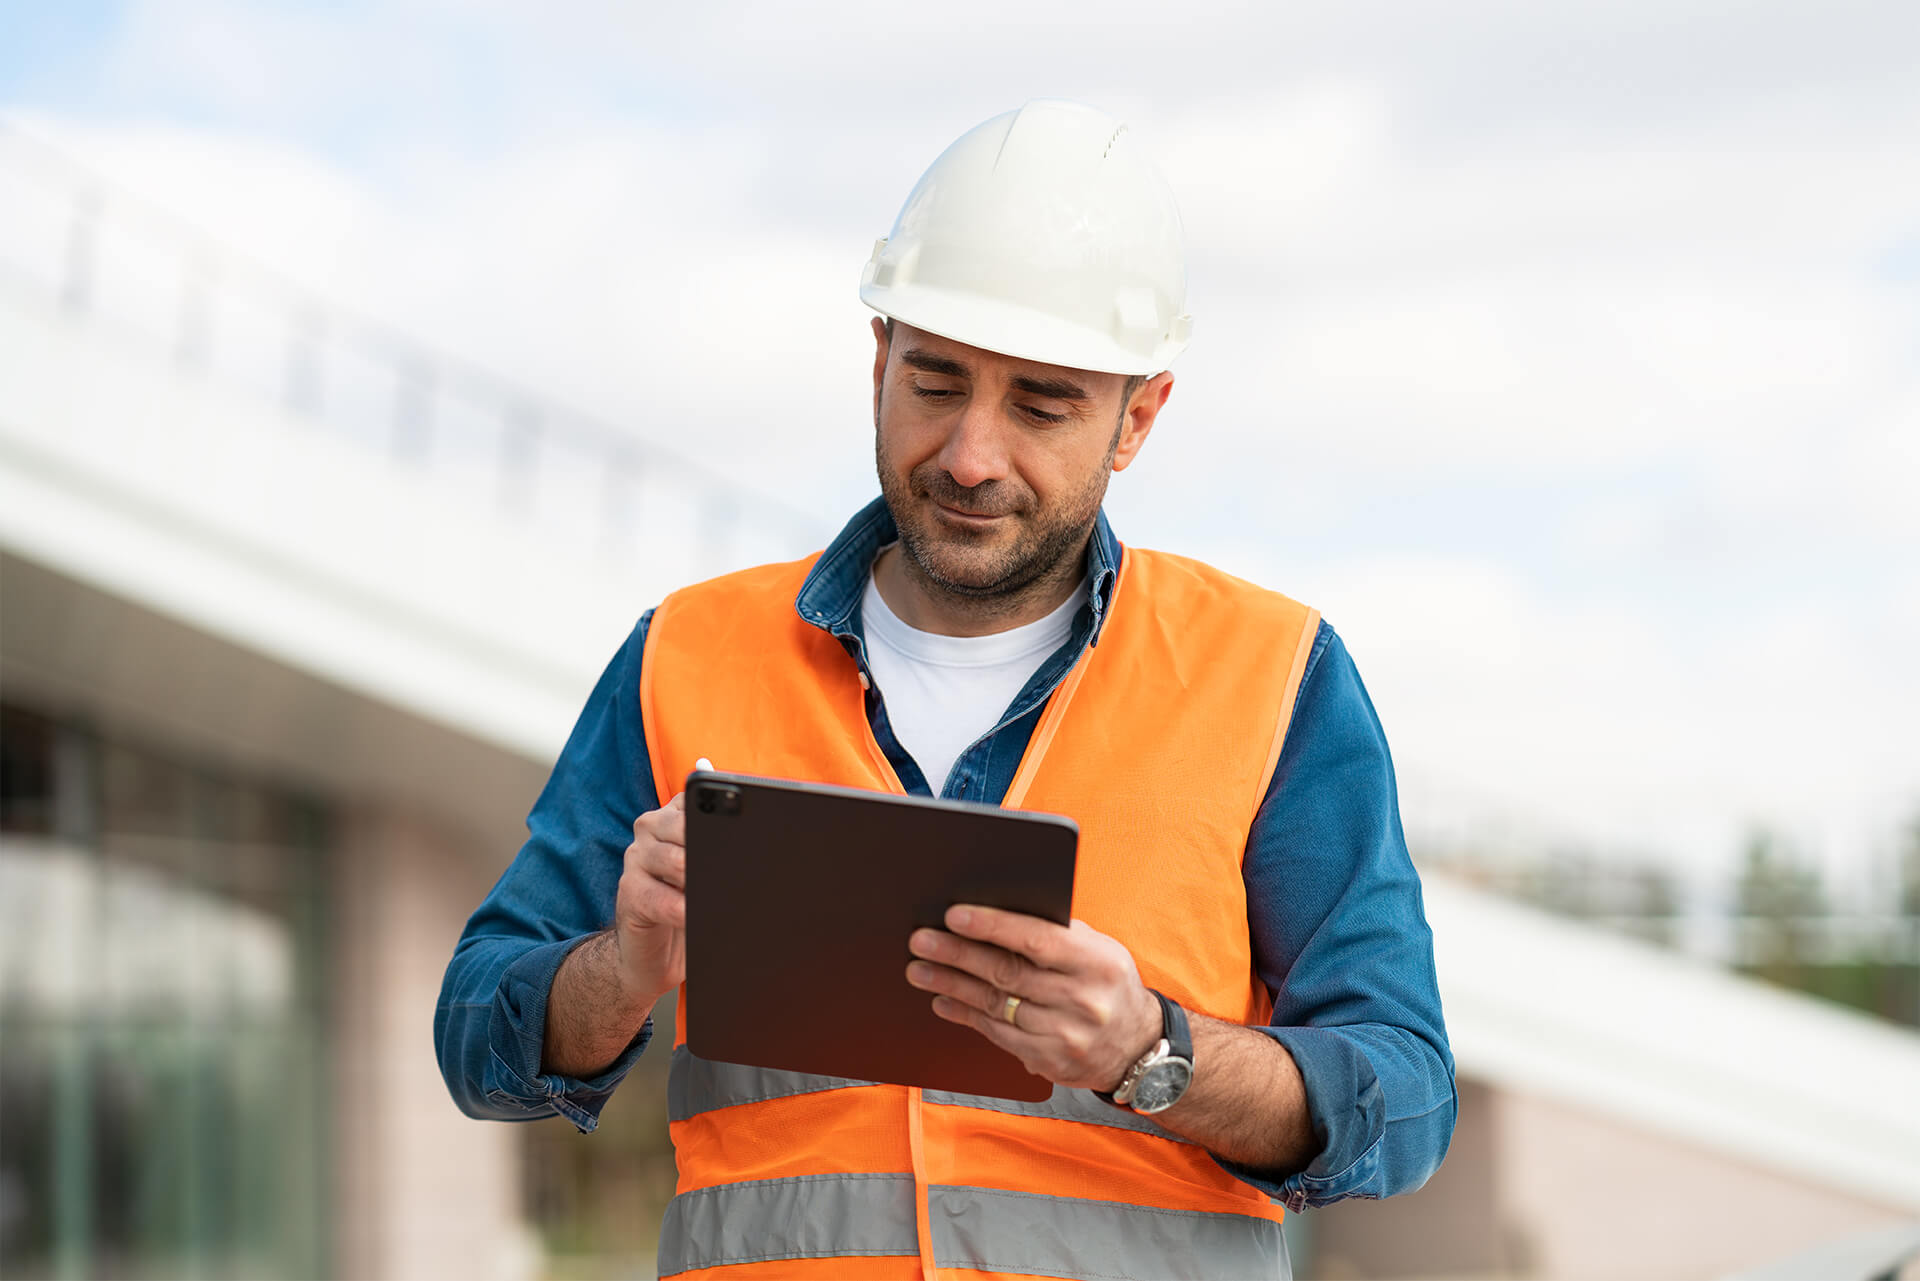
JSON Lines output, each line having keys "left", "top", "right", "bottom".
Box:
{"left": 1220, "top": 622, "right": 1457, "bottom": 1209}
{"left": 434, "top": 611, "right": 659, "bottom": 1132}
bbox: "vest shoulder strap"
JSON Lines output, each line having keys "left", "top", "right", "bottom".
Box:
{"left": 1091, "top": 547, "right": 1321, "bottom": 803}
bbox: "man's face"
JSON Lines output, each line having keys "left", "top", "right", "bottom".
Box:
{"left": 872, "top": 320, "right": 1163, "bottom": 601}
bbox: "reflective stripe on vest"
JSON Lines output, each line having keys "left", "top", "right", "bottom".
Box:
{"left": 668, "top": 1044, "right": 1192, "bottom": 1143}
{"left": 666, "top": 1043, "right": 868, "bottom": 1120}
{"left": 658, "top": 1173, "right": 921, "bottom": 1275}
{"left": 659, "top": 1176, "right": 1292, "bottom": 1279}
{"left": 641, "top": 546, "right": 1319, "bottom": 1280}
{"left": 929, "top": 1184, "right": 1290, "bottom": 1280}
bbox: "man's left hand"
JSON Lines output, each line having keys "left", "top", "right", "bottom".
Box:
{"left": 906, "top": 905, "right": 1161, "bottom": 1092}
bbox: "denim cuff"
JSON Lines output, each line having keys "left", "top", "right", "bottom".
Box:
{"left": 484, "top": 934, "right": 652, "bottom": 1132}
{"left": 1210, "top": 1024, "right": 1386, "bottom": 1207}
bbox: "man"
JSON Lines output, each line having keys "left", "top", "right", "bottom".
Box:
{"left": 437, "top": 100, "right": 1453, "bottom": 1280}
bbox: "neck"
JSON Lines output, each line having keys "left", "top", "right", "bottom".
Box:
{"left": 872, "top": 541, "right": 1087, "bottom": 637}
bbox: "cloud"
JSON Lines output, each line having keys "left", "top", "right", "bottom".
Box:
{"left": 5, "top": 0, "right": 1917, "bottom": 890}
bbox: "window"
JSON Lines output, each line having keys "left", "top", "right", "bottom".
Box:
{"left": 0, "top": 706, "right": 329, "bottom": 1280}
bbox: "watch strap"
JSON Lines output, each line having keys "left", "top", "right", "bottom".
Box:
{"left": 1096, "top": 989, "right": 1188, "bottom": 1105}
{"left": 1159, "top": 989, "right": 1192, "bottom": 1063}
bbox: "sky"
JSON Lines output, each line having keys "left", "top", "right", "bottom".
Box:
{"left": 3, "top": 0, "right": 1917, "bottom": 909}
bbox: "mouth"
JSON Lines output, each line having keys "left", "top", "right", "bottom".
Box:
{"left": 933, "top": 502, "right": 1008, "bottom": 527}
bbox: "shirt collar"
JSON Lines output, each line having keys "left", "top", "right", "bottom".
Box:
{"left": 795, "top": 496, "right": 1123, "bottom": 646}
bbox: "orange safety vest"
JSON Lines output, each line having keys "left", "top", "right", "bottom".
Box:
{"left": 639, "top": 544, "right": 1321, "bottom": 1281}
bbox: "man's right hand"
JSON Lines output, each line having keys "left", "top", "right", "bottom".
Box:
{"left": 613, "top": 791, "right": 688, "bottom": 1008}
{"left": 540, "top": 790, "right": 690, "bottom": 1079}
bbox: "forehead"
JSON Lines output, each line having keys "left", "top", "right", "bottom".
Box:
{"left": 891, "top": 323, "right": 1120, "bottom": 396}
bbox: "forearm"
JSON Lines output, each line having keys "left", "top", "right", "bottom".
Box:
{"left": 436, "top": 930, "right": 652, "bottom": 1129}
{"left": 1148, "top": 1011, "right": 1317, "bottom": 1176}
{"left": 542, "top": 929, "right": 657, "bottom": 1079}
{"left": 436, "top": 610, "right": 666, "bottom": 1128}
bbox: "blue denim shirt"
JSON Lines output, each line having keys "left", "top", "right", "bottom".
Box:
{"left": 435, "top": 498, "right": 1456, "bottom": 1210}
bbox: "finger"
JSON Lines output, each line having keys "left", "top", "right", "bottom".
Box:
{"left": 622, "top": 840, "right": 685, "bottom": 919}
{"left": 639, "top": 836, "right": 686, "bottom": 889}
{"left": 909, "top": 928, "right": 1042, "bottom": 995}
{"left": 637, "top": 795, "right": 686, "bottom": 847}
{"left": 636, "top": 879, "right": 686, "bottom": 929}
{"left": 928, "top": 994, "right": 1048, "bottom": 1058}
{"left": 944, "top": 905, "right": 1074, "bottom": 971}
{"left": 906, "top": 960, "right": 1063, "bottom": 1029}
{"left": 633, "top": 792, "right": 687, "bottom": 839}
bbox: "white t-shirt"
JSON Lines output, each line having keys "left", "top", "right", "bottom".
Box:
{"left": 861, "top": 567, "right": 1085, "bottom": 796}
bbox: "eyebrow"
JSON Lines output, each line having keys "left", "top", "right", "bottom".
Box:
{"left": 1011, "top": 374, "right": 1091, "bottom": 401}
{"left": 901, "top": 348, "right": 1090, "bottom": 403}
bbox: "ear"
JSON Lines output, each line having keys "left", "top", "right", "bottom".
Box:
{"left": 1111, "top": 372, "right": 1173, "bottom": 473}
{"left": 871, "top": 316, "right": 891, "bottom": 420}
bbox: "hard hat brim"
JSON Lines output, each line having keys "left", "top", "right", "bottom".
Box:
{"left": 861, "top": 281, "right": 1185, "bottom": 379}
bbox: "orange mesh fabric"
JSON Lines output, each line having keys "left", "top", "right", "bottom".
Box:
{"left": 669, "top": 1087, "right": 915, "bottom": 1193}
{"left": 642, "top": 546, "right": 1317, "bottom": 1271}
{"left": 919, "top": 1103, "right": 1284, "bottom": 1221}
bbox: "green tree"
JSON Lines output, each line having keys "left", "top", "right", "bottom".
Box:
{"left": 1734, "top": 829, "right": 1825, "bottom": 989}
{"left": 1899, "top": 811, "right": 1920, "bottom": 1026}
{"left": 1898, "top": 811, "right": 1920, "bottom": 918}
{"left": 1624, "top": 864, "right": 1682, "bottom": 948}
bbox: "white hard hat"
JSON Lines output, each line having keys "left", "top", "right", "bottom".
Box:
{"left": 860, "top": 100, "right": 1192, "bottom": 377}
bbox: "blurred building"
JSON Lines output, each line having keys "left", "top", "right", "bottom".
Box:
{"left": 3, "top": 131, "right": 1918, "bottom": 1281}
{"left": 0, "top": 131, "right": 799, "bottom": 1281}
{"left": 1301, "top": 880, "right": 1920, "bottom": 1279}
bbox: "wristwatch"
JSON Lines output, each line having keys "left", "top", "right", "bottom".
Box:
{"left": 1096, "top": 989, "right": 1194, "bottom": 1115}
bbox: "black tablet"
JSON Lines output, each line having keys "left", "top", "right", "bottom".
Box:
{"left": 682, "top": 770, "right": 1078, "bottom": 1102}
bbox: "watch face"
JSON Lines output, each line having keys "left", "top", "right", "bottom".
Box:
{"left": 1128, "top": 1058, "right": 1193, "bottom": 1114}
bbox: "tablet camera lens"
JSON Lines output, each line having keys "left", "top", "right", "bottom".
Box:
{"left": 695, "top": 785, "right": 739, "bottom": 816}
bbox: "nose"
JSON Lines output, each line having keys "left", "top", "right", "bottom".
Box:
{"left": 936, "top": 400, "right": 1010, "bottom": 492}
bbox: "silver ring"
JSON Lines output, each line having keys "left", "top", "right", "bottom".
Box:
{"left": 1001, "top": 993, "right": 1023, "bottom": 1026}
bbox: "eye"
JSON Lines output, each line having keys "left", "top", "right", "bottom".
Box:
{"left": 1023, "top": 405, "right": 1068, "bottom": 425}
{"left": 912, "top": 386, "right": 958, "bottom": 402}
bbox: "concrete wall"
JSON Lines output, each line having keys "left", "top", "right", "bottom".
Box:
{"left": 1305, "top": 1080, "right": 1517, "bottom": 1279}
{"left": 333, "top": 802, "right": 531, "bottom": 1281}
{"left": 1493, "top": 1086, "right": 1910, "bottom": 1280}
{"left": 1308, "top": 1079, "right": 1914, "bottom": 1280}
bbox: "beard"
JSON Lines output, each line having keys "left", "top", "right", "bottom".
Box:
{"left": 875, "top": 421, "right": 1113, "bottom": 603}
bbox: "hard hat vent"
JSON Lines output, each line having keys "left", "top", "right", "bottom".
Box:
{"left": 1103, "top": 124, "right": 1127, "bottom": 159}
